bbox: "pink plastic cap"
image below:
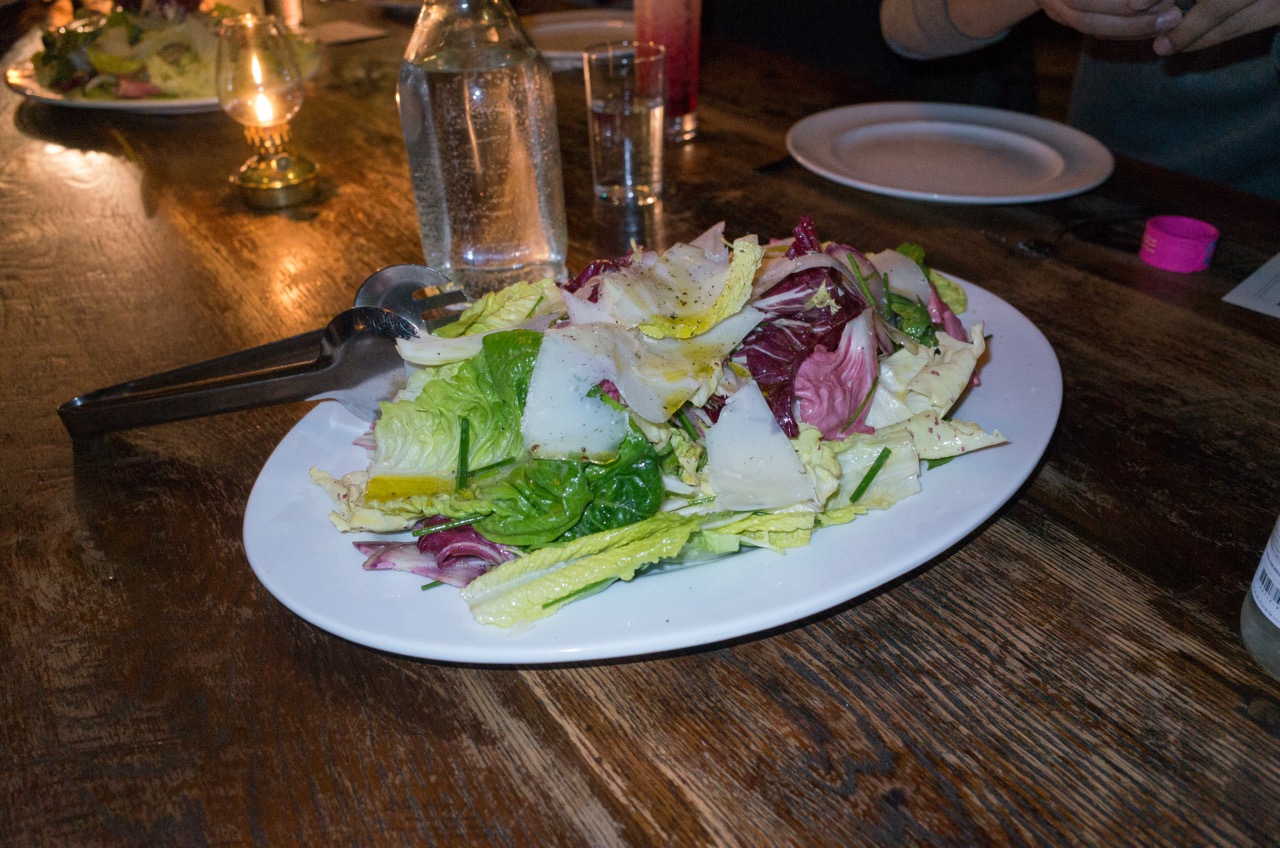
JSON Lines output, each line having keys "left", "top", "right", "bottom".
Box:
{"left": 1139, "top": 215, "right": 1219, "bottom": 273}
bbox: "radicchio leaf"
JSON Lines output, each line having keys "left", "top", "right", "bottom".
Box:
{"left": 355, "top": 518, "right": 516, "bottom": 587}
{"left": 793, "top": 310, "right": 877, "bottom": 439}
{"left": 562, "top": 254, "right": 633, "bottom": 300}
{"left": 735, "top": 218, "right": 867, "bottom": 437}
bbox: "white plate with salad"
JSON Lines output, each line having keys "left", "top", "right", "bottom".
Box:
{"left": 7, "top": 8, "right": 317, "bottom": 115}
{"left": 244, "top": 227, "right": 1061, "bottom": 664}
{"left": 787, "top": 102, "right": 1114, "bottom": 204}
{"left": 5, "top": 60, "right": 220, "bottom": 114}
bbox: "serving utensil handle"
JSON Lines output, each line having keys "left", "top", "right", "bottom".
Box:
{"left": 58, "top": 308, "right": 413, "bottom": 437}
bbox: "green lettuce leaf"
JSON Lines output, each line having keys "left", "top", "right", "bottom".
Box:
{"left": 473, "top": 459, "right": 593, "bottom": 546}
{"left": 365, "top": 330, "right": 540, "bottom": 502}
{"left": 474, "top": 428, "right": 664, "bottom": 547}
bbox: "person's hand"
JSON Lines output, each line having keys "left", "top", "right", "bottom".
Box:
{"left": 1153, "top": 0, "right": 1280, "bottom": 53}
{"left": 1033, "top": 0, "right": 1184, "bottom": 38}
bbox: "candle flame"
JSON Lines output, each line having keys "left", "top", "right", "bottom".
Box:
{"left": 254, "top": 93, "right": 275, "bottom": 124}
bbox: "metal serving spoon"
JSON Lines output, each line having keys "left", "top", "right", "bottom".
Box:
{"left": 58, "top": 265, "right": 467, "bottom": 438}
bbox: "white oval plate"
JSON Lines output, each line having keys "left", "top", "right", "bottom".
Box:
{"left": 243, "top": 280, "right": 1061, "bottom": 664}
{"left": 523, "top": 10, "right": 636, "bottom": 71}
{"left": 787, "top": 101, "right": 1114, "bottom": 204}
{"left": 5, "top": 60, "right": 221, "bottom": 115}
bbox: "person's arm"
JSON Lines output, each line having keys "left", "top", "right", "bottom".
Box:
{"left": 880, "top": 0, "right": 1034, "bottom": 59}
{"left": 882, "top": 0, "right": 1184, "bottom": 61}
{"left": 1153, "top": 0, "right": 1280, "bottom": 53}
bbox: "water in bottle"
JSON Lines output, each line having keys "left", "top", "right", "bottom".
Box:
{"left": 398, "top": 0, "right": 567, "bottom": 295}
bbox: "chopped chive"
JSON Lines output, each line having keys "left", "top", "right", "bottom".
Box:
{"left": 838, "top": 376, "right": 878, "bottom": 435}
{"left": 469, "top": 456, "right": 516, "bottom": 479}
{"left": 848, "top": 255, "right": 888, "bottom": 319}
{"left": 542, "top": 578, "right": 613, "bottom": 609}
{"left": 674, "top": 408, "right": 699, "bottom": 440}
{"left": 524, "top": 295, "right": 544, "bottom": 321}
{"left": 849, "top": 447, "right": 892, "bottom": 505}
{"left": 925, "top": 456, "right": 955, "bottom": 470}
{"left": 455, "top": 416, "right": 471, "bottom": 490}
{"left": 420, "top": 581, "right": 443, "bottom": 591}
{"left": 413, "top": 517, "right": 478, "bottom": 537}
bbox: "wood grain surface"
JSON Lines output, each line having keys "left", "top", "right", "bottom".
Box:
{"left": 2, "top": 1, "right": 1279, "bottom": 845}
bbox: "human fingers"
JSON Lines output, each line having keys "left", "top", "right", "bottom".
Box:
{"left": 1038, "top": 0, "right": 1183, "bottom": 36}
{"left": 1153, "top": 0, "right": 1280, "bottom": 52}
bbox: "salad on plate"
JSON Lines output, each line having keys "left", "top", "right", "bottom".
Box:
{"left": 28, "top": 0, "right": 314, "bottom": 102}
{"left": 312, "top": 218, "right": 1007, "bottom": 629}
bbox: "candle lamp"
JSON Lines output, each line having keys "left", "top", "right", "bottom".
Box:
{"left": 216, "top": 14, "right": 317, "bottom": 208}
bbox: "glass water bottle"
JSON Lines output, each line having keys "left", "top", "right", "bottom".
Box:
{"left": 1241, "top": 514, "right": 1280, "bottom": 681}
{"left": 397, "top": 0, "right": 568, "bottom": 295}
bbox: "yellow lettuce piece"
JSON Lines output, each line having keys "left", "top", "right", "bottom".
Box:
{"left": 700, "top": 510, "right": 818, "bottom": 553}
{"left": 435, "top": 277, "right": 564, "bottom": 338}
{"left": 638, "top": 236, "right": 764, "bottom": 339}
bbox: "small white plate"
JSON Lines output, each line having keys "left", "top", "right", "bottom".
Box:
{"left": 523, "top": 10, "right": 635, "bottom": 71}
{"left": 242, "top": 280, "right": 1062, "bottom": 665}
{"left": 787, "top": 101, "right": 1114, "bottom": 204}
{"left": 5, "top": 60, "right": 221, "bottom": 114}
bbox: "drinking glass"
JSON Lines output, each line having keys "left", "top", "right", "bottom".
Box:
{"left": 633, "top": 0, "right": 701, "bottom": 142}
{"left": 583, "top": 41, "right": 665, "bottom": 205}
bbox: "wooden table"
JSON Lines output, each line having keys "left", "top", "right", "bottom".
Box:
{"left": 3, "top": 2, "right": 1279, "bottom": 844}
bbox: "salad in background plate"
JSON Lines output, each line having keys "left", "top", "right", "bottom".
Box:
{"left": 27, "top": 0, "right": 315, "bottom": 102}
{"left": 313, "top": 218, "right": 1007, "bottom": 628}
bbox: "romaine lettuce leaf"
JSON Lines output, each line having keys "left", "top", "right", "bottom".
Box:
{"left": 879, "top": 411, "right": 1006, "bottom": 460}
{"left": 461, "top": 513, "right": 701, "bottom": 626}
{"left": 834, "top": 430, "right": 922, "bottom": 510}
{"left": 695, "top": 510, "right": 818, "bottom": 553}
{"left": 866, "top": 323, "right": 986, "bottom": 429}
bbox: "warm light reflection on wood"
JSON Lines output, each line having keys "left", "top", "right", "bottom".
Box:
{"left": 37, "top": 143, "right": 135, "bottom": 195}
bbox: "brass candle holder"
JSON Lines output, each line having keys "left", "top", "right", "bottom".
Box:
{"left": 216, "top": 14, "right": 317, "bottom": 209}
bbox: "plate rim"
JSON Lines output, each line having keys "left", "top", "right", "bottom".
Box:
{"left": 243, "top": 278, "right": 1062, "bottom": 664}
{"left": 786, "top": 101, "right": 1114, "bottom": 204}
{"left": 523, "top": 9, "right": 637, "bottom": 65}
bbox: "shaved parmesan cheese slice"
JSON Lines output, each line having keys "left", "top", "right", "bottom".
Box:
{"left": 521, "top": 331, "right": 629, "bottom": 461}
{"left": 557, "top": 308, "right": 764, "bottom": 424}
{"left": 705, "top": 381, "right": 817, "bottom": 511}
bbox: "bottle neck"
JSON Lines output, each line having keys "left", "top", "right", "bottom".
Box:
{"left": 406, "top": 0, "right": 534, "bottom": 64}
